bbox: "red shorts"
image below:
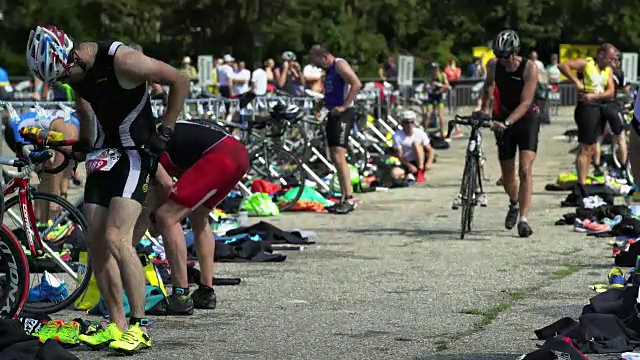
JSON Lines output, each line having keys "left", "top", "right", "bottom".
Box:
{"left": 159, "top": 137, "right": 249, "bottom": 210}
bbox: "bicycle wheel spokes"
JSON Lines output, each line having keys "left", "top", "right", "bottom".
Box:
{"left": 4, "top": 192, "right": 92, "bottom": 314}
{"left": 460, "top": 157, "right": 478, "bottom": 239}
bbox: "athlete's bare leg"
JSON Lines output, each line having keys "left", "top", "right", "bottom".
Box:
{"left": 518, "top": 150, "right": 536, "bottom": 219}
{"left": 86, "top": 199, "right": 146, "bottom": 331}
{"left": 155, "top": 200, "right": 191, "bottom": 290}
{"left": 191, "top": 206, "right": 215, "bottom": 288}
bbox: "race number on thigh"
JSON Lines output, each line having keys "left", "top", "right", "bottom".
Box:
{"left": 85, "top": 149, "right": 122, "bottom": 175}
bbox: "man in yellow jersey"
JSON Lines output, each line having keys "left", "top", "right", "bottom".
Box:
{"left": 558, "top": 43, "right": 619, "bottom": 188}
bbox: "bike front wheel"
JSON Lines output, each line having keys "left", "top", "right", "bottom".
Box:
{"left": 0, "top": 225, "right": 30, "bottom": 319}
{"left": 460, "top": 156, "right": 479, "bottom": 239}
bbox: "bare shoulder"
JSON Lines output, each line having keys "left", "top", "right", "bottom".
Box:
{"left": 113, "top": 45, "right": 150, "bottom": 89}
{"left": 524, "top": 59, "right": 539, "bottom": 77}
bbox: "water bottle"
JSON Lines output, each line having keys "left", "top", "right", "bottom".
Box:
{"left": 238, "top": 211, "right": 249, "bottom": 227}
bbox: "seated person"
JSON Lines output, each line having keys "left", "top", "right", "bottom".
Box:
{"left": 391, "top": 110, "right": 435, "bottom": 183}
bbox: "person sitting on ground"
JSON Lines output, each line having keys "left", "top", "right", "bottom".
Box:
{"left": 391, "top": 110, "right": 435, "bottom": 183}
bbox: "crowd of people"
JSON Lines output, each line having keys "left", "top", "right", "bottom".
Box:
{"left": 5, "top": 22, "right": 637, "bottom": 358}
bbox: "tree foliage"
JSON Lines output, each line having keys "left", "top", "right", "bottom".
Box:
{"left": 1, "top": 0, "right": 640, "bottom": 76}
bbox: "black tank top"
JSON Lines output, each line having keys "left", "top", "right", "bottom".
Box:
{"left": 494, "top": 58, "right": 528, "bottom": 114}
{"left": 165, "top": 120, "right": 228, "bottom": 170}
{"left": 70, "top": 41, "right": 155, "bottom": 148}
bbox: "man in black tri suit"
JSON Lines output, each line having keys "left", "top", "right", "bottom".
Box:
{"left": 476, "top": 29, "right": 540, "bottom": 238}
{"left": 26, "top": 25, "right": 190, "bottom": 353}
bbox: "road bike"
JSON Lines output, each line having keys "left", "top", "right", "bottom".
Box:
{"left": 0, "top": 129, "right": 90, "bottom": 317}
{"left": 448, "top": 114, "right": 492, "bottom": 239}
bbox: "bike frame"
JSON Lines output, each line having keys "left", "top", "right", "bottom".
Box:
{"left": 465, "top": 126, "right": 485, "bottom": 197}
{"left": 3, "top": 175, "right": 41, "bottom": 257}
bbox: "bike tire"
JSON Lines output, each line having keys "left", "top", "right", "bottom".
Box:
{"left": 348, "top": 147, "right": 370, "bottom": 176}
{"left": 5, "top": 192, "right": 92, "bottom": 314}
{"left": 249, "top": 146, "right": 306, "bottom": 212}
{"left": 0, "top": 225, "right": 30, "bottom": 319}
{"left": 460, "top": 157, "right": 478, "bottom": 239}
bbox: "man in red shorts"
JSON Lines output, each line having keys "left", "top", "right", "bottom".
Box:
{"left": 133, "top": 120, "right": 248, "bottom": 314}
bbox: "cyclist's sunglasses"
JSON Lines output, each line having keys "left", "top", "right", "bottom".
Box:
{"left": 495, "top": 51, "right": 513, "bottom": 59}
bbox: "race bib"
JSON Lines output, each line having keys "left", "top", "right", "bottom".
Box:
{"left": 85, "top": 149, "right": 121, "bottom": 175}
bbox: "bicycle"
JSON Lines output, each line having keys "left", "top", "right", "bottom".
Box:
{"left": 0, "top": 128, "right": 91, "bottom": 315}
{"left": 448, "top": 114, "right": 492, "bottom": 240}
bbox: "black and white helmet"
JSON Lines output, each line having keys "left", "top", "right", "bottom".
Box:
{"left": 493, "top": 30, "right": 520, "bottom": 55}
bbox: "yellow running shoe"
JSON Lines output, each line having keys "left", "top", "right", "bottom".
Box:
{"left": 78, "top": 323, "right": 123, "bottom": 349}
{"left": 109, "top": 323, "right": 151, "bottom": 354}
{"left": 34, "top": 320, "right": 63, "bottom": 343}
{"left": 54, "top": 321, "right": 80, "bottom": 345}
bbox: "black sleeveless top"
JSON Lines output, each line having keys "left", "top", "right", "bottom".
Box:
{"left": 165, "top": 120, "right": 228, "bottom": 170}
{"left": 70, "top": 41, "right": 155, "bottom": 148}
{"left": 495, "top": 58, "right": 528, "bottom": 114}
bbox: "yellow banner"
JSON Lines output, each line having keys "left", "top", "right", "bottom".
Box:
{"left": 559, "top": 44, "right": 599, "bottom": 80}
{"left": 473, "top": 46, "right": 495, "bottom": 66}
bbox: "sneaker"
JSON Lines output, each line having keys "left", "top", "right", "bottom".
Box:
{"left": 28, "top": 271, "right": 69, "bottom": 303}
{"left": 192, "top": 286, "right": 217, "bottom": 309}
{"left": 517, "top": 221, "right": 533, "bottom": 238}
{"left": 109, "top": 324, "right": 151, "bottom": 355}
{"left": 452, "top": 194, "right": 462, "bottom": 210}
{"left": 334, "top": 201, "right": 355, "bottom": 215}
{"left": 608, "top": 267, "right": 626, "bottom": 289}
{"left": 477, "top": 193, "right": 488, "bottom": 207}
{"left": 416, "top": 170, "right": 425, "bottom": 183}
{"left": 34, "top": 320, "right": 63, "bottom": 344}
{"left": 166, "top": 294, "right": 195, "bottom": 315}
{"left": 604, "top": 215, "right": 623, "bottom": 227}
{"left": 505, "top": 203, "right": 519, "bottom": 230}
{"left": 78, "top": 323, "right": 123, "bottom": 349}
{"left": 54, "top": 321, "right": 80, "bottom": 345}
{"left": 574, "top": 219, "right": 611, "bottom": 234}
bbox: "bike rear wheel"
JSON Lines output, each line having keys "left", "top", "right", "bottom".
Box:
{"left": 0, "top": 225, "right": 30, "bottom": 319}
{"left": 4, "top": 192, "right": 92, "bottom": 314}
{"left": 460, "top": 156, "right": 478, "bottom": 239}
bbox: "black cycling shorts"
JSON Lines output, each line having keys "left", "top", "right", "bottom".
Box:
{"left": 326, "top": 107, "right": 355, "bottom": 148}
{"left": 494, "top": 112, "right": 540, "bottom": 161}
{"left": 574, "top": 102, "right": 624, "bottom": 145}
{"left": 84, "top": 150, "right": 152, "bottom": 208}
{"left": 426, "top": 93, "right": 444, "bottom": 107}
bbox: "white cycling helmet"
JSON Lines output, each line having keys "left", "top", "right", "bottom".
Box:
{"left": 26, "top": 25, "right": 75, "bottom": 83}
{"left": 400, "top": 109, "right": 417, "bottom": 122}
{"left": 283, "top": 104, "right": 300, "bottom": 120}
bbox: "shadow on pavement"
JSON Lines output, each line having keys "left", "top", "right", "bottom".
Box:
{"left": 347, "top": 227, "right": 492, "bottom": 241}
{"left": 416, "top": 353, "right": 522, "bottom": 360}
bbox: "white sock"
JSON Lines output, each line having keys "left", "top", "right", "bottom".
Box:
{"left": 520, "top": 216, "right": 528, "bottom": 223}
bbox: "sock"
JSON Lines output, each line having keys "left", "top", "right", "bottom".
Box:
{"left": 520, "top": 216, "right": 528, "bottom": 223}
{"left": 510, "top": 199, "right": 518, "bottom": 207}
{"left": 173, "top": 287, "right": 190, "bottom": 297}
{"left": 129, "top": 317, "right": 149, "bottom": 327}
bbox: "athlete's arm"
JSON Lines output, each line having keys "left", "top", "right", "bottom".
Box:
{"left": 558, "top": 58, "right": 587, "bottom": 89}
{"left": 505, "top": 60, "right": 538, "bottom": 124}
{"left": 74, "top": 94, "right": 95, "bottom": 144}
{"left": 336, "top": 60, "right": 362, "bottom": 108}
{"left": 442, "top": 71, "right": 450, "bottom": 88}
{"left": 114, "top": 47, "right": 189, "bottom": 130}
{"left": 478, "top": 59, "right": 496, "bottom": 112}
{"left": 593, "top": 69, "right": 615, "bottom": 101}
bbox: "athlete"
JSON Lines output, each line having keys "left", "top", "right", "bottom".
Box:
{"left": 309, "top": 44, "right": 362, "bottom": 214}
{"left": 558, "top": 43, "right": 618, "bottom": 189}
{"left": 132, "top": 120, "right": 248, "bottom": 314}
{"left": 4, "top": 105, "right": 79, "bottom": 221}
{"left": 423, "top": 63, "right": 450, "bottom": 135}
{"left": 27, "top": 25, "right": 190, "bottom": 353}
{"left": 477, "top": 30, "right": 540, "bottom": 238}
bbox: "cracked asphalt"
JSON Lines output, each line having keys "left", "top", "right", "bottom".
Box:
{"left": 28, "top": 108, "right": 620, "bottom": 359}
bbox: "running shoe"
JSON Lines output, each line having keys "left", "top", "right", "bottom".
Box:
{"left": 28, "top": 271, "right": 69, "bottom": 303}
{"left": 573, "top": 219, "right": 611, "bottom": 234}
{"left": 109, "top": 324, "right": 151, "bottom": 355}
{"left": 505, "top": 203, "right": 519, "bottom": 230}
{"left": 603, "top": 215, "right": 623, "bottom": 227}
{"left": 34, "top": 320, "right": 63, "bottom": 344}
{"left": 78, "top": 322, "right": 123, "bottom": 349}
{"left": 477, "top": 193, "right": 488, "bottom": 207}
{"left": 416, "top": 170, "right": 425, "bottom": 183}
{"left": 192, "top": 285, "right": 217, "bottom": 309}
{"left": 334, "top": 201, "right": 355, "bottom": 215}
{"left": 517, "top": 221, "right": 533, "bottom": 238}
{"left": 608, "top": 267, "right": 626, "bottom": 289}
{"left": 166, "top": 294, "right": 195, "bottom": 315}
{"left": 54, "top": 321, "right": 80, "bottom": 345}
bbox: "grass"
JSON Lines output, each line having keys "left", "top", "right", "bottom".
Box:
{"left": 462, "top": 302, "right": 513, "bottom": 327}
{"left": 434, "top": 339, "right": 449, "bottom": 352}
{"left": 551, "top": 264, "right": 580, "bottom": 279}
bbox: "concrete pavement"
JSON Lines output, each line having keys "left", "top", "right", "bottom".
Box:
{"left": 55, "top": 110, "right": 619, "bottom": 360}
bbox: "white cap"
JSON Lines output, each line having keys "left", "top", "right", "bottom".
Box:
{"left": 182, "top": 56, "right": 191, "bottom": 64}
{"left": 223, "top": 54, "right": 235, "bottom": 62}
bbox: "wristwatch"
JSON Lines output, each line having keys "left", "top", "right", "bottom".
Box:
{"left": 157, "top": 125, "right": 173, "bottom": 139}
{"left": 503, "top": 120, "right": 512, "bottom": 128}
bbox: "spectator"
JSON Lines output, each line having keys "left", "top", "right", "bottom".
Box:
{"left": 391, "top": 110, "right": 434, "bottom": 183}
{"left": 264, "top": 58, "right": 276, "bottom": 92}
{"left": 546, "top": 53, "right": 562, "bottom": 84}
{"left": 252, "top": 61, "right": 268, "bottom": 96}
{"left": 0, "top": 65, "right": 9, "bottom": 100}
{"left": 180, "top": 56, "right": 198, "bottom": 81}
{"left": 275, "top": 51, "right": 305, "bottom": 95}
{"left": 303, "top": 61, "right": 324, "bottom": 93}
{"left": 378, "top": 55, "right": 397, "bottom": 82}
{"left": 467, "top": 57, "right": 485, "bottom": 78}
{"left": 218, "top": 54, "right": 235, "bottom": 98}
{"left": 231, "top": 61, "right": 251, "bottom": 96}
{"left": 443, "top": 59, "right": 462, "bottom": 82}
{"left": 207, "top": 58, "right": 221, "bottom": 96}
{"left": 529, "top": 50, "right": 546, "bottom": 83}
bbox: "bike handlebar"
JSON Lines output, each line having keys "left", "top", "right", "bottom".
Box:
{"left": 446, "top": 114, "right": 493, "bottom": 139}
